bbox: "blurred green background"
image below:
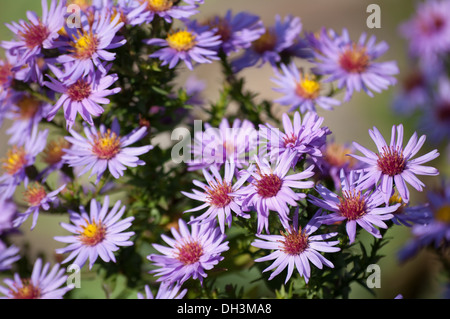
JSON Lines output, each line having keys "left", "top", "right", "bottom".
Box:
{"left": 0, "top": 0, "right": 448, "bottom": 299}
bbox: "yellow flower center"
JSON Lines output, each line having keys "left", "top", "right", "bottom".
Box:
{"left": 296, "top": 75, "right": 321, "bottom": 100}
{"left": 42, "top": 138, "right": 70, "bottom": 165}
{"left": 143, "top": 0, "right": 173, "bottom": 11}
{"left": 1, "top": 146, "right": 27, "bottom": 175}
{"left": 24, "top": 183, "right": 47, "bottom": 207}
{"left": 71, "top": 30, "right": 99, "bottom": 60}
{"left": 167, "top": 30, "right": 197, "bottom": 51}
{"left": 389, "top": 189, "right": 406, "bottom": 214}
{"left": 91, "top": 130, "right": 121, "bottom": 160}
{"left": 435, "top": 205, "right": 450, "bottom": 224}
{"left": 79, "top": 220, "right": 106, "bottom": 246}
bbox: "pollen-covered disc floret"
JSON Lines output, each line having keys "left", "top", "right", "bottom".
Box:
{"left": 54, "top": 196, "right": 135, "bottom": 270}
{"left": 148, "top": 218, "right": 229, "bottom": 285}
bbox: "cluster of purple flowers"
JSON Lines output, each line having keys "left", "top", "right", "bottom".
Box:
{"left": 0, "top": 0, "right": 446, "bottom": 300}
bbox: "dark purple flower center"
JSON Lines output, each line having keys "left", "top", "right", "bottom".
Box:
{"left": 403, "top": 71, "right": 424, "bottom": 92}
{"left": 252, "top": 30, "right": 277, "bottom": 54}
{"left": 67, "top": 79, "right": 92, "bottom": 102}
{"left": 255, "top": 171, "right": 282, "bottom": 198}
{"left": 339, "top": 44, "right": 369, "bottom": 73}
{"left": 205, "top": 180, "right": 232, "bottom": 208}
{"left": 19, "top": 22, "right": 50, "bottom": 49}
{"left": 280, "top": 228, "right": 309, "bottom": 255}
{"left": 338, "top": 190, "right": 367, "bottom": 220}
{"left": 420, "top": 14, "right": 445, "bottom": 35}
{"left": 11, "top": 280, "right": 41, "bottom": 299}
{"left": 177, "top": 241, "right": 203, "bottom": 265}
{"left": 377, "top": 146, "right": 406, "bottom": 176}
{"left": 283, "top": 133, "right": 298, "bottom": 148}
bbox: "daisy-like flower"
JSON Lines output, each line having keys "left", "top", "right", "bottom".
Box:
{"left": 311, "top": 28, "right": 399, "bottom": 102}
{"left": 145, "top": 25, "right": 222, "bottom": 70}
{"left": 252, "top": 209, "right": 340, "bottom": 284}
{"left": 1, "top": 0, "right": 66, "bottom": 83}
{"left": 0, "top": 126, "right": 48, "bottom": 200}
{"left": 271, "top": 62, "right": 341, "bottom": 113}
{"left": 148, "top": 218, "right": 229, "bottom": 285}
{"left": 137, "top": 282, "right": 187, "bottom": 299}
{"left": 181, "top": 161, "right": 250, "bottom": 234}
{"left": 236, "top": 151, "right": 315, "bottom": 234}
{"left": 4, "top": 92, "right": 52, "bottom": 146}
{"left": 351, "top": 124, "right": 440, "bottom": 204}
{"left": 126, "top": 0, "right": 198, "bottom": 25}
{"left": 0, "top": 242, "right": 20, "bottom": 271}
{"left": 54, "top": 196, "right": 135, "bottom": 270}
{"left": 45, "top": 65, "right": 121, "bottom": 130}
{"left": 0, "top": 258, "right": 73, "bottom": 299}
{"left": 201, "top": 10, "right": 265, "bottom": 56}
{"left": 259, "top": 111, "right": 330, "bottom": 167}
{"left": 399, "top": 0, "right": 450, "bottom": 67}
{"left": 388, "top": 190, "right": 431, "bottom": 227}
{"left": 188, "top": 117, "right": 257, "bottom": 171}
{"left": 63, "top": 119, "right": 153, "bottom": 183}
{"left": 13, "top": 183, "right": 66, "bottom": 230}
{"left": 56, "top": 9, "right": 126, "bottom": 81}
{"left": 309, "top": 170, "right": 400, "bottom": 244}
{"left": 231, "top": 15, "right": 302, "bottom": 72}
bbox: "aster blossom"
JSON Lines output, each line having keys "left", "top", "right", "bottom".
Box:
{"left": 62, "top": 119, "right": 153, "bottom": 183}
{"left": 271, "top": 62, "right": 341, "bottom": 113}
{"left": 54, "top": 196, "right": 135, "bottom": 270}
{"left": 148, "top": 218, "right": 229, "bottom": 285}
{"left": 145, "top": 25, "right": 222, "bottom": 70}
{"left": 45, "top": 65, "right": 121, "bottom": 130}
{"left": 351, "top": 124, "right": 440, "bottom": 204}
{"left": 235, "top": 151, "right": 315, "bottom": 234}
{"left": 0, "top": 258, "right": 73, "bottom": 299}
{"left": 181, "top": 161, "right": 250, "bottom": 234}
{"left": 125, "top": 0, "right": 199, "bottom": 25}
{"left": 309, "top": 170, "right": 400, "bottom": 244}
{"left": 252, "top": 209, "right": 340, "bottom": 284}
{"left": 0, "top": 242, "right": 20, "bottom": 271}
{"left": 311, "top": 28, "right": 399, "bottom": 101}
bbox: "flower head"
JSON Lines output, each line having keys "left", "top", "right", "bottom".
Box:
{"left": 311, "top": 28, "right": 399, "bottom": 101}
{"left": 126, "top": 0, "right": 199, "bottom": 25}
{"left": 54, "top": 196, "right": 135, "bottom": 269}
{"left": 252, "top": 209, "right": 340, "bottom": 283}
{"left": 351, "top": 124, "right": 440, "bottom": 204}
{"left": 148, "top": 218, "right": 229, "bottom": 285}
{"left": 0, "top": 258, "right": 72, "bottom": 299}
{"left": 0, "top": 242, "right": 20, "bottom": 271}
{"left": 63, "top": 119, "right": 153, "bottom": 183}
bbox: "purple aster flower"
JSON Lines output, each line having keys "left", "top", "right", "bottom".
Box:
{"left": 399, "top": 0, "right": 450, "bottom": 67}
{"left": 145, "top": 25, "right": 222, "bottom": 70}
{"left": 0, "top": 258, "right": 72, "bottom": 299}
{"left": 0, "top": 200, "right": 18, "bottom": 235}
{"left": 44, "top": 65, "right": 121, "bottom": 130}
{"left": 13, "top": 183, "right": 66, "bottom": 230}
{"left": 0, "top": 126, "right": 48, "bottom": 200}
{"left": 231, "top": 15, "right": 302, "bottom": 72}
{"left": 54, "top": 196, "right": 135, "bottom": 270}
{"left": 188, "top": 117, "right": 257, "bottom": 171}
{"left": 235, "top": 151, "right": 315, "bottom": 234}
{"left": 351, "top": 124, "right": 440, "bottom": 204}
{"left": 125, "top": 0, "right": 198, "bottom": 25}
{"left": 137, "top": 282, "right": 187, "bottom": 299}
{"left": 62, "top": 119, "right": 153, "bottom": 183}
{"left": 259, "top": 111, "right": 331, "bottom": 167}
{"left": 39, "top": 137, "right": 71, "bottom": 181}
{"left": 271, "top": 62, "right": 341, "bottom": 113}
{"left": 391, "top": 70, "right": 430, "bottom": 116}
{"left": 0, "top": 241, "right": 20, "bottom": 271}
{"left": 388, "top": 190, "right": 432, "bottom": 227}
{"left": 4, "top": 92, "right": 52, "bottom": 146}
{"left": 1, "top": 0, "right": 66, "bottom": 83}
{"left": 181, "top": 161, "right": 250, "bottom": 234}
{"left": 200, "top": 10, "right": 265, "bottom": 56}
{"left": 309, "top": 170, "right": 400, "bottom": 244}
{"left": 148, "top": 218, "right": 229, "bottom": 285}
{"left": 251, "top": 208, "right": 340, "bottom": 284}
{"left": 311, "top": 28, "right": 399, "bottom": 101}
{"left": 56, "top": 9, "right": 126, "bottom": 81}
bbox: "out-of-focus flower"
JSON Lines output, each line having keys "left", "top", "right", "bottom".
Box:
{"left": 54, "top": 196, "right": 135, "bottom": 269}
{"left": 137, "top": 282, "right": 187, "bottom": 299}
{"left": 0, "top": 241, "right": 20, "bottom": 271}
{"left": 126, "top": 0, "right": 199, "bottom": 25}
